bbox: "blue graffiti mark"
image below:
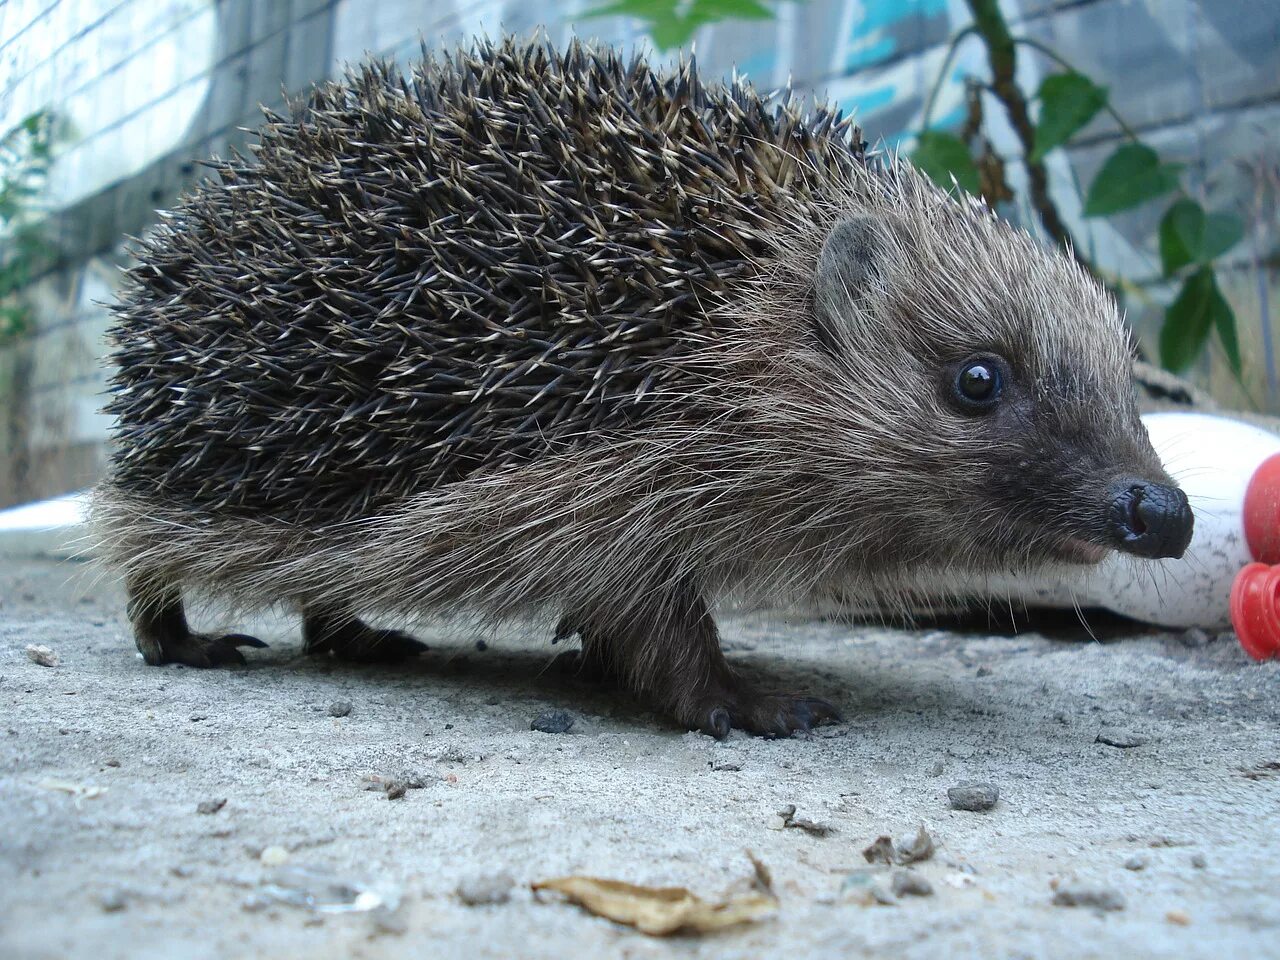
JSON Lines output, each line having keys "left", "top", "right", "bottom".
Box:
{"left": 735, "top": 50, "right": 777, "bottom": 83}
{"left": 927, "top": 103, "right": 967, "bottom": 133}
{"left": 840, "top": 57, "right": 970, "bottom": 147}
{"left": 845, "top": 0, "right": 951, "bottom": 72}
{"left": 878, "top": 130, "right": 913, "bottom": 151}
{"left": 848, "top": 37, "right": 894, "bottom": 69}
{"left": 837, "top": 84, "right": 896, "bottom": 119}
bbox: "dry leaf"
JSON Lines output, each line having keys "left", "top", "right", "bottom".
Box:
{"left": 862, "top": 835, "right": 894, "bottom": 864}
{"left": 775, "top": 804, "right": 834, "bottom": 837}
{"left": 532, "top": 875, "right": 776, "bottom": 936}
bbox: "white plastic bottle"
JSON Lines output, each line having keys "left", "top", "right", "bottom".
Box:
{"left": 947, "top": 412, "right": 1280, "bottom": 657}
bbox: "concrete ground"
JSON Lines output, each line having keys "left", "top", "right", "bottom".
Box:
{"left": 2, "top": 553, "right": 1279, "bottom": 960}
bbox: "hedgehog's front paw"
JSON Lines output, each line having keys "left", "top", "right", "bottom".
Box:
{"left": 685, "top": 686, "right": 842, "bottom": 739}
{"left": 158, "top": 632, "right": 267, "bottom": 668}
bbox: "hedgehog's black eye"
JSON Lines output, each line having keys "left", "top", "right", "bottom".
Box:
{"left": 951, "top": 357, "right": 1003, "bottom": 413}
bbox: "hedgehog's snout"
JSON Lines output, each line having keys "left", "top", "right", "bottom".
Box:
{"left": 1104, "top": 480, "right": 1194, "bottom": 560}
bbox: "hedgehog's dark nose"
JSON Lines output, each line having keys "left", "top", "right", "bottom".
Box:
{"left": 1105, "top": 480, "right": 1194, "bottom": 559}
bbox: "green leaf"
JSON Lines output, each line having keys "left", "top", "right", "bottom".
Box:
{"left": 912, "top": 130, "right": 981, "bottom": 195}
{"left": 583, "top": 0, "right": 676, "bottom": 18}
{"left": 21, "top": 111, "right": 47, "bottom": 135}
{"left": 1160, "top": 266, "right": 1239, "bottom": 373}
{"left": 1211, "top": 280, "right": 1242, "bottom": 376}
{"left": 1030, "top": 72, "right": 1108, "bottom": 161}
{"left": 1158, "top": 198, "right": 1245, "bottom": 275}
{"left": 691, "top": 0, "right": 775, "bottom": 20}
{"left": 1083, "top": 143, "right": 1181, "bottom": 217}
{"left": 649, "top": 16, "right": 701, "bottom": 50}
{"left": 0, "top": 305, "right": 28, "bottom": 340}
{"left": 583, "top": 0, "right": 777, "bottom": 50}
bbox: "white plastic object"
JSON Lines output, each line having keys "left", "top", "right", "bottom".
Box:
{"left": 947, "top": 412, "right": 1280, "bottom": 632}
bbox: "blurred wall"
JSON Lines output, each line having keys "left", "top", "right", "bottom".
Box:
{"left": 0, "top": 0, "right": 1276, "bottom": 507}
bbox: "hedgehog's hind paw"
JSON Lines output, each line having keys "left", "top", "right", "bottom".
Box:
{"left": 161, "top": 632, "right": 268, "bottom": 668}
{"left": 126, "top": 573, "right": 267, "bottom": 668}
{"left": 302, "top": 610, "right": 426, "bottom": 663}
{"left": 685, "top": 686, "right": 842, "bottom": 740}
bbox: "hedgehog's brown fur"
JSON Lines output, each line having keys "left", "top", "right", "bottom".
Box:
{"left": 93, "top": 36, "right": 1182, "bottom": 737}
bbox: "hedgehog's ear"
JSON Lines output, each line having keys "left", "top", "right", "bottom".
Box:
{"left": 813, "top": 216, "right": 885, "bottom": 346}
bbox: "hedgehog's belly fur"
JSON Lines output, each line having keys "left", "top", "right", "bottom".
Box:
{"left": 93, "top": 441, "right": 682, "bottom": 621}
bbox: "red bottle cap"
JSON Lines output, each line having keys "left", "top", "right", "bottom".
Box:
{"left": 1244, "top": 453, "right": 1280, "bottom": 564}
{"left": 1230, "top": 563, "right": 1280, "bottom": 660}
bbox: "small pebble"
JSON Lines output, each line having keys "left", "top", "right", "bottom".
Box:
{"left": 1123, "top": 854, "right": 1149, "bottom": 871}
{"left": 259, "top": 845, "right": 290, "bottom": 867}
{"left": 891, "top": 869, "right": 934, "bottom": 897}
{"left": 104, "top": 759, "right": 120, "bottom": 768}
{"left": 947, "top": 782, "right": 999, "bottom": 812}
{"left": 1179, "top": 628, "right": 1210, "bottom": 648}
{"left": 370, "top": 906, "right": 408, "bottom": 936}
{"left": 1052, "top": 883, "right": 1125, "bottom": 912}
{"left": 189, "top": 713, "right": 207, "bottom": 722}
{"left": 926, "top": 761, "right": 944, "bottom": 778}
{"left": 530, "top": 710, "right": 574, "bottom": 734}
{"left": 328, "top": 700, "right": 353, "bottom": 718}
{"left": 98, "top": 889, "right": 128, "bottom": 912}
{"left": 1166, "top": 909, "right": 1192, "bottom": 926}
{"left": 394, "top": 771, "right": 437, "bottom": 789}
{"left": 1190, "top": 853, "right": 1207, "bottom": 869}
{"left": 25, "top": 644, "right": 59, "bottom": 667}
{"left": 362, "top": 773, "right": 423, "bottom": 799}
{"left": 197, "top": 798, "right": 227, "bottom": 815}
{"left": 456, "top": 873, "right": 514, "bottom": 906}
{"left": 840, "top": 869, "right": 896, "bottom": 906}
{"left": 1096, "top": 729, "right": 1146, "bottom": 749}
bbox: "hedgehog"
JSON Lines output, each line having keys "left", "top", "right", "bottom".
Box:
{"left": 92, "top": 36, "right": 1193, "bottom": 738}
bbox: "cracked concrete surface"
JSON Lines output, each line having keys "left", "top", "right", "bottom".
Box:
{"left": 2, "top": 553, "right": 1279, "bottom": 959}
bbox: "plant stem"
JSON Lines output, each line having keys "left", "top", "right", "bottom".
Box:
{"left": 1013, "top": 36, "right": 1139, "bottom": 141}
{"left": 962, "top": 0, "right": 1086, "bottom": 269}
{"left": 919, "top": 25, "right": 977, "bottom": 132}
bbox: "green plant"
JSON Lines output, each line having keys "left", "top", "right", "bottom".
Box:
{"left": 584, "top": 0, "right": 790, "bottom": 51}
{"left": 912, "top": 0, "right": 1245, "bottom": 376}
{"left": 0, "top": 110, "right": 56, "bottom": 343}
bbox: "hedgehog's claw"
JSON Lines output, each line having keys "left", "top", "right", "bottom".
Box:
{"left": 704, "top": 706, "right": 733, "bottom": 739}
{"left": 161, "top": 632, "right": 267, "bottom": 668}
{"left": 692, "top": 690, "right": 842, "bottom": 739}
